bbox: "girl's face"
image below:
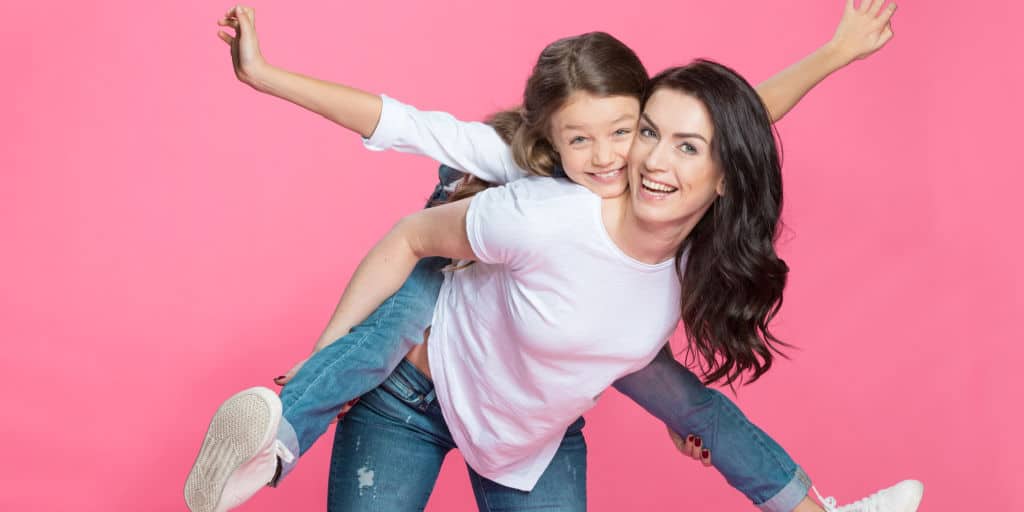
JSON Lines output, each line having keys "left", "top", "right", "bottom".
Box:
{"left": 627, "top": 88, "right": 724, "bottom": 229}
{"left": 548, "top": 92, "right": 640, "bottom": 198}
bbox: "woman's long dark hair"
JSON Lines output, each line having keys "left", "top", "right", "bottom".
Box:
{"left": 647, "top": 60, "right": 790, "bottom": 386}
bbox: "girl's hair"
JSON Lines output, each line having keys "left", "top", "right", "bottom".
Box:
{"left": 447, "top": 31, "right": 648, "bottom": 203}
{"left": 648, "top": 60, "right": 790, "bottom": 386}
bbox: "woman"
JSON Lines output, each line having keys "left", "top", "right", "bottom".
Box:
{"left": 185, "top": 4, "right": 919, "bottom": 512}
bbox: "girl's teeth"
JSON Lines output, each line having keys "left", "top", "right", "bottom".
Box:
{"left": 595, "top": 169, "right": 621, "bottom": 178}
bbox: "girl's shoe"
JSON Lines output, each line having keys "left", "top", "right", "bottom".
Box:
{"left": 184, "top": 387, "right": 296, "bottom": 512}
{"left": 815, "top": 480, "right": 924, "bottom": 512}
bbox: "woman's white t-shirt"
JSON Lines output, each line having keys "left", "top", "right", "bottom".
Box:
{"left": 366, "top": 96, "right": 682, "bottom": 491}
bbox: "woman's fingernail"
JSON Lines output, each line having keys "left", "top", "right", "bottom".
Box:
{"left": 274, "top": 376, "right": 285, "bottom": 381}
{"left": 701, "top": 449, "right": 709, "bottom": 459}
{"left": 694, "top": 437, "right": 702, "bottom": 447}
{"left": 686, "top": 435, "right": 694, "bottom": 442}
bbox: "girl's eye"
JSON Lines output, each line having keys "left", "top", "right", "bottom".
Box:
{"left": 569, "top": 136, "right": 587, "bottom": 145}
{"left": 614, "top": 128, "right": 632, "bottom": 136}
{"left": 680, "top": 142, "right": 697, "bottom": 154}
{"left": 639, "top": 127, "right": 657, "bottom": 139}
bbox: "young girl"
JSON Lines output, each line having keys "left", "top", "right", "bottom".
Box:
{"left": 186, "top": 3, "right": 919, "bottom": 512}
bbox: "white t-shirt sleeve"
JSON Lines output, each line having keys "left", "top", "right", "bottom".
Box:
{"left": 465, "top": 183, "right": 538, "bottom": 268}
{"left": 364, "top": 95, "right": 529, "bottom": 185}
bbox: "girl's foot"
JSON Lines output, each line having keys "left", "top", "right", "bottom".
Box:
{"left": 184, "top": 387, "right": 295, "bottom": 512}
{"left": 815, "top": 480, "right": 924, "bottom": 512}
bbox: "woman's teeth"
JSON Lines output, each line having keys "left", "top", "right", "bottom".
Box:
{"left": 641, "top": 176, "right": 678, "bottom": 193}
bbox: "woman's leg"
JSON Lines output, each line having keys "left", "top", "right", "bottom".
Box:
{"left": 465, "top": 417, "right": 588, "bottom": 512}
{"left": 327, "top": 358, "right": 457, "bottom": 512}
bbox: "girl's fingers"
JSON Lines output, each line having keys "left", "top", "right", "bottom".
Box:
{"left": 868, "top": 0, "right": 885, "bottom": 16}
{"left": 879, "top": 24, "right": 894, "bottom": 46}
{"left": 877, "top": 3, "right": 897, "bottom": 26}
{"left": 217, "top": 31, "right": 234, "bottom": 44}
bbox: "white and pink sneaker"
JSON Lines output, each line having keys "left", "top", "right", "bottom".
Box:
{"left": 815, "top": 480, "right": 924, "bottom": 512}
{"left": 184, "top": 387, "right": 295, "bottom": 512}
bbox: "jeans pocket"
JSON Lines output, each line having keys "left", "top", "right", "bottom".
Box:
{"left": 380, "top": 368, "right": 422, "bottom": 405}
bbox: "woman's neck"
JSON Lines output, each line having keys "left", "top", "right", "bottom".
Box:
{"left": 601, "top": 192, "right": 693, "bottom": 265}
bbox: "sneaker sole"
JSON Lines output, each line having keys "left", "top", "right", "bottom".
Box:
{"left": 184, "top": 387, "right": 282, "bottom": 512}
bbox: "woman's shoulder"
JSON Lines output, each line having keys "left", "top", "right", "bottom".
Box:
{"left": 498, "top": 176, "right": 591, "bottom": 203}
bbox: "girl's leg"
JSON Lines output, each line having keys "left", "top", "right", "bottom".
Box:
{"left": 327, "top": 358, "right": 457, "bottom": 512}
{"left": 276, "top": 164, "right": 464, "bottom": 477}
{"left": 277, "top": 255, "right": 447, "bottom": 466}
{"left": 612, "top": 347, "right": 922, "bottom": 512}
{"left": 465, "top": 417, "right": 588, "bottom": 512}
{"left": 185, "top": 166, "right": 461, "bottom": 512}
{"left": 613, "top": 346, "right": 809, "bottom": 511}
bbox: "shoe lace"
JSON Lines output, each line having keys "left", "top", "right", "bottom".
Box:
{"left": 813, "top": 485, "right": 883, "bottom": 512}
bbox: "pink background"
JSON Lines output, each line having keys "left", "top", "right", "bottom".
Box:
{"left": 2, "top": 0, "right": 1021, "bottom": 510}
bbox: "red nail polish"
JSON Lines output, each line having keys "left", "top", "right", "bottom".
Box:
{"left": 701, "top": 449, "right": 709, "bottom": 458}
{"left": 694, "top": 437, "right": 702, "bottom": 447}
{"left": 686, "top": 435, "right": 694, "bottom": 442}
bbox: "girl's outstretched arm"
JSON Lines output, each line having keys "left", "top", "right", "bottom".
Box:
{"left": 217, "top": 6, "right": 523, "bottom": 184}
{"left": 755, "top": 0, "right": 897, "bottom": 122}
{"left": 217, "top": 5, "right": 382, "bottom": 137}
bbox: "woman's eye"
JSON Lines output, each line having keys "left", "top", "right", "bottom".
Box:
{"left": 680, "top": 142, "right": 697, "bottom": 154}
{"left": 639, "top": 128, "right": 656, "bottom": 139}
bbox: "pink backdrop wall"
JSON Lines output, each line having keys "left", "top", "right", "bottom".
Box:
{"left": 2, "top": 0, "right": 1021, "bottom": 510}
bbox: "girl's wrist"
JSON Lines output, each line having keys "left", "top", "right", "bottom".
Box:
{"left": 241, "top": 59, "right": 274, "bottom": 91}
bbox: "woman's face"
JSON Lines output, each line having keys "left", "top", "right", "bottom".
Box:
{"left": 548, "top": 92, "right": 640, "bottom": 198}
{"left": 627, "top": 88, "right": 724, "bottom": 228}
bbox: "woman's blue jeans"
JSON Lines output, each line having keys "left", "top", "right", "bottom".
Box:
{"left": 326, "top": 358, "right": 588, "bottom": 511}
{"left": 275, "top": 165, "right": 811, "bottom": 511}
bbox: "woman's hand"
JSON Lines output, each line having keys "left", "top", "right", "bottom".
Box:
{"left": 217, "top": 5, "right": 269, "bottom": 87}
{"left": 273, "top": 353, "right": 358, "bottom": 422}
{"left": 668, "top": 427, "right": 712, "bottom": 467}
{"left": 828, "top": 0, "right": 897, "bottom": 63}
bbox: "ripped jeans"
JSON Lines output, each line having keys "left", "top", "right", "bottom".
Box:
{"left": 277, "top": 165, "right": 811, "bottom": 511}
{"left": 326, "top": 358, "right": 588, "bottom": 512}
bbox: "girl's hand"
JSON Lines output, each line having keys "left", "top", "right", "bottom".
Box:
{"left": 828, "top": 0, "right": 897, "bottom": 64}
{"left": 668, "top": 427, "right": 712, "bottom": 467}
{"left": 216, "top": 5, "right": 268, "bottom": 86}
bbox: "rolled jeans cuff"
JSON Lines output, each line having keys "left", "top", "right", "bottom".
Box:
{"left": 269, "top": 416, "right": 301, "bottom": 487}
{"left": 757, "top": 467, "right": 812, "bottom": 512}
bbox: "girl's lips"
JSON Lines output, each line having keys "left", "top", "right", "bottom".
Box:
{"left": 587, "top": 166, "right": 624, "bottom": 183}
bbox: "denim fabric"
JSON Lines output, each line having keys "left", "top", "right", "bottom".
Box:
{"left": 275, "top": 165, "right": 463, "bottom": 479}
{"left": 326, "top": 359, "right": 588, "bottom": 512}
{"left": 279, "top": 164, "right": 810, "bottom": 511}
{"left": 612, "top": 348, "right": 811, "bottom": 511}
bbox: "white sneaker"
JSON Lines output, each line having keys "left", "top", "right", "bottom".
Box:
{"left": 184, "top": 387, "right": 296, "bottom": 512}
{"left": 814, "top": 480, "right": 924, "bottom": 512}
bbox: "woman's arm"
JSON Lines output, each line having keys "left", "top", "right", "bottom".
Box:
{"left": 312, "top": 198, "right": 477, "bottom": 350}
{"left": 755, "top": 0, "right": 897, "bottom": 122}
{"left": 217, "top": 6, "right": 523, "bottom": 184}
